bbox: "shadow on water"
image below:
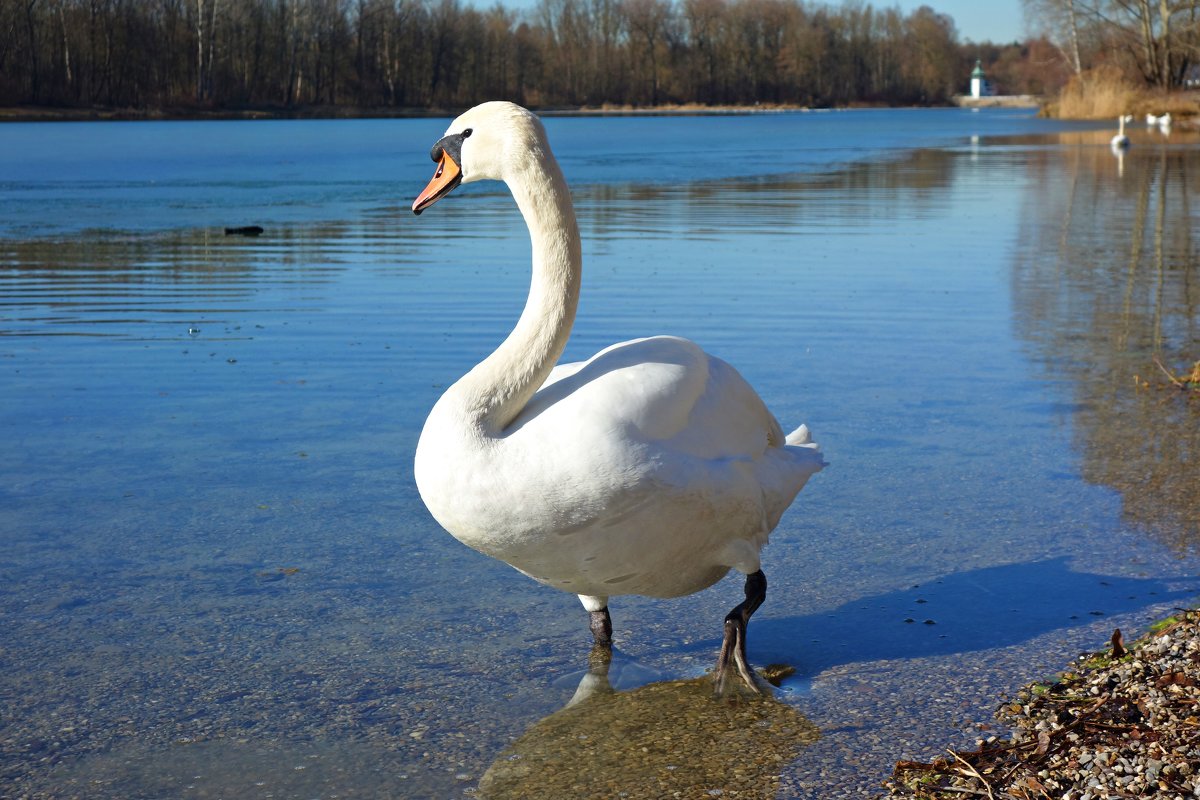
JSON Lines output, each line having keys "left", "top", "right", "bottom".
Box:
{"left": 741, "top": 558, "right": 1200, "bottom": 679}
{"left": 1010, "top": 134, "right": 1200, "bottom": 550}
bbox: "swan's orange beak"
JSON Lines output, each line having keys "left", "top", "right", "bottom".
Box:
{"left": 412, "top": 150, "right": 463, "bottom": 215}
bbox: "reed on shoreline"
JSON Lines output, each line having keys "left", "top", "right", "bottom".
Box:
{"left": 1043, "top": 66, "right": 1199, "bottom": 122}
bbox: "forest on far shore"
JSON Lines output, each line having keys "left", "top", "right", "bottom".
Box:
{"left": 0, "top": 0, "right": 1063, "bottom": 114}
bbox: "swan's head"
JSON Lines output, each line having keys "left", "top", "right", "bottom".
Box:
{"left": 412, "top": 102, "right": 550, "bottom": 215}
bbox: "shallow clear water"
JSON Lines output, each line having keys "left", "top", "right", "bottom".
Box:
{"left": 2, "top": 111, "right": 1198, "bottom": 799}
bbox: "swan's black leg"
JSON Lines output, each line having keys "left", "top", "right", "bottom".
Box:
{"left": 714, "top": 570, "right": 767, "bottom": 695}
{"left": 589, "top": 607, "right": 613, "bottom": 648}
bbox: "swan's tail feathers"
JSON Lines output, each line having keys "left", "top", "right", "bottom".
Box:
{"left": 758, "top": 422, "right": 825, "bottom": 537}
{"left": 784, "top": 423, "right": 826, "bottom": 471}
{"left": 785, "top": 424, "right": 818, "bottom": 449}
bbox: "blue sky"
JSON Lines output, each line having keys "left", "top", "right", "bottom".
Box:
{"left": 493, "top": 0, "right": 1027, "bottom": 45}
{"left": 889, "top": 0, "right": 1025, "bottom": 44}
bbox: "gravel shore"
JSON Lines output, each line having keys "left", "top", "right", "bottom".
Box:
{"left": 887, "top": 609, "right": 1200, "bottom": 799}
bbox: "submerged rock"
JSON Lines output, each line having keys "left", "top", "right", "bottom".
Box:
{"left": 477, "top": 674, "right": 819, "bottom": 800}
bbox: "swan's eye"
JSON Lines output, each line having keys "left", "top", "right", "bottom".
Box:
{"left": 462, "top": 128, "right": 473, "bottom": 138}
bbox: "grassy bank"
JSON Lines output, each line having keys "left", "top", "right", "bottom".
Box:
{"left": 1043, "top": 66, "right": 1200, "bottom": 122}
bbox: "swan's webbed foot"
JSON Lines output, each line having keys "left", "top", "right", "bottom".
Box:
{"left": 714, "top": 570, "right": 768, "bottom": 696}
{"left": 589, "top": 607, "right": 613, "bottom": 648}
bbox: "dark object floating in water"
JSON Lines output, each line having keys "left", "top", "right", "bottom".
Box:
{"left": 224, "top": 225, "right": 264, "bottom": 237}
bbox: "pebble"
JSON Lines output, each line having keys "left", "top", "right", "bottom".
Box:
{"left": 888, "top": 611, "right": 1200, "bottom": 799}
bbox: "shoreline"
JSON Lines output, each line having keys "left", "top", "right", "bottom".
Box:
{"left": 0, "top": 100, "right": 995, "bottom": 123}
{"left": 0, "top": 104, "right": 455, "bottom": 122}
{"left": 953, "top": 94, "right": 1043, "bottom": 109}
{"left": 5, "top": 93, "right": 1198, "bottom": 127}
{"left": 886, "top": 610, "right": 1200, "bottom": 799}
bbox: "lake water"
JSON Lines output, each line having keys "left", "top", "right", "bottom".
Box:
{"left": 2, "top": 109, "right": 1198, "bottom": 799}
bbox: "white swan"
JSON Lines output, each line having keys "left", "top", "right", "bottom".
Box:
{"left": 410, "top": 101, "right": 824, "bottom": 693}
{"left": 1146, "top": 112, "right": 1172, "bottom": 129}
{"left": 1111, "top": 116, "right": 1130, "bottom": 149}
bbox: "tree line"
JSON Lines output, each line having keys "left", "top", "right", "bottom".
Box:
{"left": 1, "top": 0, "right": 1025, "bottom": 112}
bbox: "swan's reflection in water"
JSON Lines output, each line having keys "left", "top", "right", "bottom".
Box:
{"left": 478, "top": 651, "right": 819, "bottom": 799}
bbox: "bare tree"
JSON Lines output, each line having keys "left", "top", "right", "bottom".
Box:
{"left": 1023, "top": 0, "right": 1084, "bottom": 74}
{"left": 1025, "top": 0, "right": 1200, "bottom": 87}
{"left": 194, "top": 0, "right": 220, "bottom": 101}
{"left": 622, "top": 0, "right": 675, "bottom": 105}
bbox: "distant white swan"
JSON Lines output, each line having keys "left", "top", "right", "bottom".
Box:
{"left": 1111, "top": 116, "right": 1130, "bottom": 149}
{"left": 410, "top": 102, "right": 824, "bottom": 693}
{"left": 1146, "top": 112, "right": 1172, "bottom": 129}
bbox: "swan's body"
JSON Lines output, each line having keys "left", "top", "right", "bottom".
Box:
{"left": 410, "top": 102, "right": 823, "bottom": 691}
{"left": 417, "top": 333, "right": 821, "bottom": 602}
{"left": 1111, "top": 116, "right": 1130, "bottom": 149}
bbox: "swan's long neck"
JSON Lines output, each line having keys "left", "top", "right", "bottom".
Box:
{"left": 449, "top": 152, "right": 582, "bottom": 434}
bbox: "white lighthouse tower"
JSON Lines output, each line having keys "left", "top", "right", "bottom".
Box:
{"left": 970, "top": 60, "right": 989, "bottom": 99}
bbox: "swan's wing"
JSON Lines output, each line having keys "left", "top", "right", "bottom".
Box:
{"left": 514, "top": 336, "right": 782, "bottom": 460}
{"left": 669, "top": 349, "right": 787, "bottom": 457}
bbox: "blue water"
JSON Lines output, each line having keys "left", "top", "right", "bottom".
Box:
{"left": 2, "top": 109, "right": 1198, "bottom": 799}
{"left": 0, "top": 108, "right": 1097, "bottom": 237}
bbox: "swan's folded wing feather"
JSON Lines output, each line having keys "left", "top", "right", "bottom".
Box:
{"left": 514, "top": 336, "right": 782, "bottom": 461}
{"left": 669, "top": 353, "right": 787, "bottom": 457}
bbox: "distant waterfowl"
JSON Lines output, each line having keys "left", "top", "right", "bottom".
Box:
{"left": 1111, "top": 116, "right": 1130, "bottom": 150}
{"left": 410, "top": 101, "right": 824, "bottom": 694}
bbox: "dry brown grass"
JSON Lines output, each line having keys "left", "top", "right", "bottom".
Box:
{"left": 1047, "top": 65, "right": 1139, "bottom": 120}
{"left": 1132, "top": 90, "right": 1200, "bottom": 118}
{"left": 1045, "top": 65, "right": 1200, "bottom": 122}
